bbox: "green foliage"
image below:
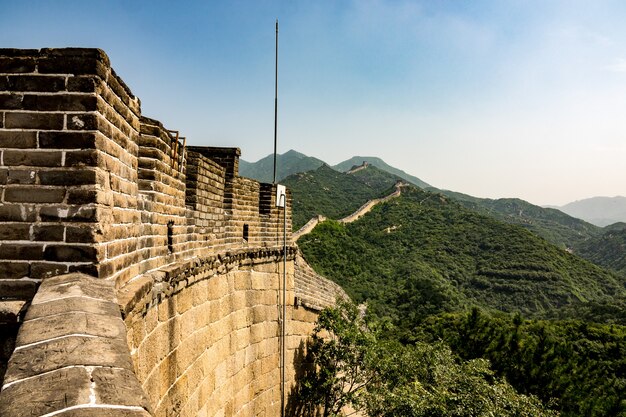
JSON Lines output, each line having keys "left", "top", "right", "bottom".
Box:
{"left": 333, "top": 156, "right": 431, "bottom": 188}
{"left": 436, "top": 190, "right": 602, "bottom": 249}
{"left": 289, "top": 300, "right": 378, "bottom": 416}
{"left": 290, "top": 301, "right": 557, "bottom": 417}
{"left": 284, "top": 165, "right": 395, "bottom": 229}
{"left": 299, "top": 187, "right": 624, "bottom": 324}
{"left": 417, "top": 309, "right": 626, "bottom": 417}
{"left": 574, "top": 227, "right": 626, "bottom": 279}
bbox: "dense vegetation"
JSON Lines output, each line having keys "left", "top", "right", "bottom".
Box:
{"left": 333, "top": 156, "right": 431, "bottom": 188}
{"left": 281, "top": 153, "right": 626, "bottom": 415}
{"left": 290, "top": 301, "right": 557, "bottom": 417}
{"left": 298, "top": 187, "right": 624, "bottom": 321}
{"left": 417, "top": 309, "right": 626, "bottom": 416}
{"left": 575, "top": 225, "right": 626, "bottom": 278}
{"left": 283, "top": 164, "right": 395, "bottom": 229}
{"left": 435, "top": 190, "right": 602, "bottom": 249}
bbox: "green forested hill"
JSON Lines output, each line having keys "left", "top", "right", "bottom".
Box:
{"left": 417, "top": 309, "right": 626, "bottom": 417}
{"left": 435, "top": 190, "right": 602, "bottom": 249}
{"left": 298, "top": 187, "right": 625, "bottom": 323}
{"left": 283, "top": 164, "right": 398, "bottom": 229}
{"left": 333, "top": 155, "right": 431, "bottom": 188}
{"left": 239, "top": 149, "right": 325, "bottom": 183}
{"left": 575, "top": 226, "right": 626, "bottom": 278}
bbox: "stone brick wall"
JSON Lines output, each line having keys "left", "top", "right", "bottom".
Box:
{"left": 0, "top": 47, "right": 294, "bottom": 294}
{"left": 119, "top": 249, "right": 293, "bottom": 417}
{"left": 294, "top": 252, "right": 349, "bottom": 311}
{"left": 0, "top": 47, "right": 347, "bottom": 417}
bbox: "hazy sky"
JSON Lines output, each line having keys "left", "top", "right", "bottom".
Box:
{"left": 2, "top": 0, "right": 625, "bottom": 205}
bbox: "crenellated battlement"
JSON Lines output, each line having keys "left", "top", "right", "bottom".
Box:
{"left": 0, "top": 48, "right": 292, "bottom": 295}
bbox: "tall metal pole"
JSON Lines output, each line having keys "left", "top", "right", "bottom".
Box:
{"left": 281, "top": 194, "right": 287, "bottom": 417}
{"left": 273, "top": 20, "right": 279, "bottom": 184}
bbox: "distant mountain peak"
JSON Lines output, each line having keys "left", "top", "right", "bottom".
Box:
{"left": 555, "top": 196, "right": 626, "bottom": 227}
{"left": 333, "top": 156, "right": 431, "bottom": 189}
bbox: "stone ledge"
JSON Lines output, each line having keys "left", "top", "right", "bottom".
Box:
{"left": 117, "top": 245, "right": 298, "bottom": 318}
{"left": 0, "top": 272, "right": 152, "bottom": 417}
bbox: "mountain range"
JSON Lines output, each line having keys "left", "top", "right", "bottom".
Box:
{"left": 549, "top": 196, "right": 626, "bottom": 227}
{"left": 243, "top": 150, "right": 625, "bottom": 280}
{"left": 265, "top": 149, "right": 626, "bottom": 416}
{"left": 240, "top": 150, "right": 431, "bottom": 188}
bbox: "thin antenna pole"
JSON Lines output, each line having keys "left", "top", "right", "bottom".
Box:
{"left": 273, "top": 19, "right": 279, "bottom": 184}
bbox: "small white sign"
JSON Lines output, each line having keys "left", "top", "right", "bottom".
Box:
{"left": 276, "top": 184, "right": 286, "bottom": 207}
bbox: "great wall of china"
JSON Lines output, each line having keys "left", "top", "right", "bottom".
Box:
{"left": 0, "top": 48, "right": 346, "bottom": 417}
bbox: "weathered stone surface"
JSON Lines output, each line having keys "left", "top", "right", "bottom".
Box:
{"left": 0, "top": 47, "right": 323, "bottom": 417}
{"left": 0, "top": 279, "right": 37, "bottom": 299}
{"left": 54, "top": 408, "right": 153, "bottom": 417}
{"left": 0, "top": 367, "right": 91, "bottom": 417}
{"left": 0, "top": 131, "right": 37, "bottom": 148}
{"left": 16, "top": 311, "right": 126, "bottom": 345}
{"left": 4, "top": 111, "right": 65, "bottom": 129}
{"left": 4, "top": 186, "right": 65, "bottom": 203}
{"left": 33, "top": 273, "right": 117, "bottom": 304}
{"left": 25, "top": 296, "right": 120, "bottom": 320}
{"left": 93, "top": 367, "right": 152, "bottom": 410}
{"left": 4, "top": 335, "right": 133, "bottom": 384}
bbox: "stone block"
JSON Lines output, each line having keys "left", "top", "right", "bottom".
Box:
{"left": 43, "top": 244, "right": 98, "bottom": 262}
{"left": 0, "top": 243, "right": 43, "bottom": 260}
{"left": 38, "top": 131, "right": 98, "bottom": 149}
{"left": 0, "top": 223, "right": 30, "bottom": 240}
{"left": 0, "top": 93, "right": 24, "bottom": 110}
{"left": 0, "top": 262, "right": 29, "bottom": 279}
{"left": 0, "top": 203, "right": 37, "bottom": 221}
{"left": 0, "top": 367, "right": 91, "bottom": 417}
{"left": 38, "top": 168, "right": 97, "bottom": 185}
{"left": 6, "top": 169, "right": 36, "bottom": 184}
{"left": 4, "top": 186, "right": 65, "bottom": 203}
{"left": 4, "top": 336, "right": 133, "bottom": 384}
{"left": 0, "top": 279, "right": 37, "bottom": 299}
{"left": 3, "top": 150, "right": 63, "bottom": 167}
{"left": 29, "top": 261, "right": 69, "bottom": 279}
{"left": 39, "top": 205, "right": 98, "bottom": 222}
{"left": 0, "top": 57, "right": 36, "bottom": 73}
{"left": 25, "top": 296, "right": 119, "bottom": 321}
{"left": 31, "top": 224, "right": 65, "bottom": 241}
{"left": 5, "top": 75, "right": 66, "bottom": 92}
{"left": 53, "top": 408, "right": 153, "bottom": 417}
{"left": 67, "top": 113, "right": 98, "bottom": 130}
{"left": 92, "top": 367, "right": 152, "bottom": 410}
{"left": 32, "top": 273, "right": 117, "bottom": 304}
{"left": 21, "top": 94, "right": 98, "bottom": 112}
{"left": 17, "top": 311, "right": 126, "bottom": 346}
{"left": 64, "top": 149, "right": 100, "bottom": 167}
{"left": 4, "top": 111, "right": 65, "bottom": 129}
{"left": 37, "top": 51, "right": 109, "bottom": 77}
{"left": 66, "top": 76, "right": 99, "bottom": 93}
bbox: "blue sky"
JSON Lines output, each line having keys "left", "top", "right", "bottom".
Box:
{"left": 1, "top": 0, "right": 625, "bottom": 205}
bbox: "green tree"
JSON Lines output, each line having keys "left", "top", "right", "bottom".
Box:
{"left": 292, "top": 300, "right": 557, "bottom": 417}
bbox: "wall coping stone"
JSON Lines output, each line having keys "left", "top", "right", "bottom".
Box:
{"left": 0, "top": 273, "right": 152, "bottom": 417}
{"left": 117, "top": 245, "right": 298, "bottom": 318}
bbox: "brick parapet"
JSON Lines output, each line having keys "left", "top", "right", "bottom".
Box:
{"left": 0, "top": 47, "right": 293, "bottom": 294}
{"left": 294, "top": 252, "right": 349, "bottom": 311}
{"left": 0, "top": 48, "right": 142, "bottom": 299}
